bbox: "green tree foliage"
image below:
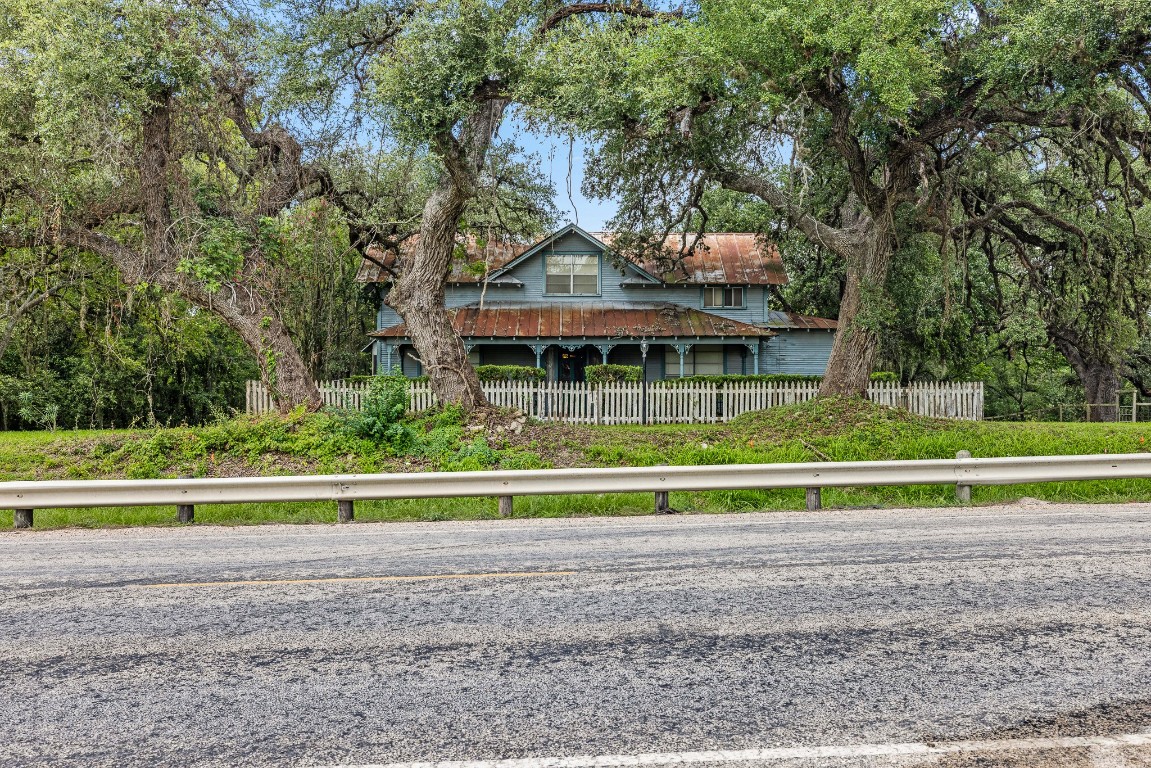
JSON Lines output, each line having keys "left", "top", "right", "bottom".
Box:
{"left": 273, "top": 0, "right": 558, "bottom": 411}
{"left": 0, "top": 254, "right": 258, "bottom": 430}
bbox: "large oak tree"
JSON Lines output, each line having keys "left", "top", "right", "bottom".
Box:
{"left": 528, "top": 0, "right": 1151, "bottom": 396}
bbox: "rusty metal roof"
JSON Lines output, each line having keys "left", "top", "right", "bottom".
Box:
{"left": 370, "top": 303, "right": 774, "bottom": 340}
{"left": 594, "top": 232, "right": 788, "bottom": 285}
{"left": 766, "top": 311, "right": 839, "bottom": 330}
{"left": 357, "top": 230, "right": 787, "bottom": 286}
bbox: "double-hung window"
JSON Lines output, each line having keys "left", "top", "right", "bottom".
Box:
{"left": 545, "top": 254, "right": 599, "bottom": 295}
{"left": 702, "top": 286, "right": 745, "bottom": 308}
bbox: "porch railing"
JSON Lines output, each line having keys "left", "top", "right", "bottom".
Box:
{"left": 245, "top": 379, "right": 985, "bottom": 422}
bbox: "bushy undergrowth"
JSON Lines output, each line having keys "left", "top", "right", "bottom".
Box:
{"left": 474, "top": 365, "right": 546, "bottom": 382}
{"left": 585, "top": 364, "right": 643, "bottom": 383}
{"left": 667, "top": 372, "right": 900, "bottom": 385}
{"left": 343, "top": 375, "right": 411, "bottom": 447}
{"left": 0, "top": 402, "right": 547, "bottom": 481}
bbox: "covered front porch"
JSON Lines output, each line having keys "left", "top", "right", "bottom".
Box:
{"left": 374, "top": 339, "right": 766, "bottom": 382}
{"left": 369, "top": 303, "right": 773, "bottom": 382}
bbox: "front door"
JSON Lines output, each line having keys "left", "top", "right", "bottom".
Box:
{"left": 558, "top": 347, "right": 589, "bottom": 382}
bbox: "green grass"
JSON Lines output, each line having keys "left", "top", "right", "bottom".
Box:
{"left": 4, "top": 397, "right": 1151, "bottom": 529}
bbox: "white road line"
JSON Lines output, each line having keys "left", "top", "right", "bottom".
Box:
{"left": 309, "top": 733, "right": 1151, "bottom": 768}
{"left": 1089, "top": 745, "right": 1133, "bottom": 768}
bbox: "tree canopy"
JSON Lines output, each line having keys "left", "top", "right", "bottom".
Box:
{"left": 525, "top": 0, "right": 1151, "bottom": 406}
{"left": 2, "top": 0, "right": 1151, "bottom": 424}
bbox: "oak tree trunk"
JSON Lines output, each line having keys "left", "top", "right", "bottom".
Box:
{"left": 381, "top": 99, "right": 508, "bottom": 413}
{"left": 819, "top": 218, "right": 895, "bottom": 397}
{"left": 1053, "top": 335, "right": 1120, "bottom": 422}
{"left": 189, "top": 283, "right": 322, "bottom": 415}
{"left": 385, "top": 184, "right": 487, "bottom": 412}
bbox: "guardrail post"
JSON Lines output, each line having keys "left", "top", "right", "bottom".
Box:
{"left": 955, "top": 450, "right": 972, "bottom": 503}
{"left": 498, "top": 496, "right": 513, "bottom": 517}
{"left": 655, "top": 491, "right": 670, "bottom": 514}
{"left": 13, "top": 509, "right": 32, "bottom": 529}
{"left": 176, "top": 475, "right": 194, "bottom": 523}
{"left": 337, "top": 499, "right": 354, "bottom": 523}
{"left": 805, "top": 487, "right": 821, "bottom": 511}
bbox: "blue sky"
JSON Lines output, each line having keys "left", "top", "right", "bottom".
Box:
{"left": 504, "top": 116, "right": 617, "bottom": 231}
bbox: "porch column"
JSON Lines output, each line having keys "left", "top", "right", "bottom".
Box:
{"left": 381, "top": 343, "right": 395, "bottom": 374}
{"left": 594, "top": 344, "right": 615, "bottom": 364}
{"left": 528, "top": 343, "right": 547, "bottom": 369}
{"left": 744, "top": 341, "right": 760, "bottom": 375}
{"left": 674, "top": 343, "right": 693, "bottom": 378}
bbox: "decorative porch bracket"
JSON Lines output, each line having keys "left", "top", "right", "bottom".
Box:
{"left": 744, "top": 341, "right": 760, "bottom": 376}
{"left": 527, "top": 343, "right": 548, "bottom": 369}
{"left": 674, "top": 343, "right": 693, "bottom": 378}
{"left": 594, "top": 344, "right": 616, "bottom": 364}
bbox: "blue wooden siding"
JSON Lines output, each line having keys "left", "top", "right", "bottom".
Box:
{"left": 375, "top": 258, "right": 771, "bottom": 330}
{"left": 760, "top": 331, "right": 835, "bottom": 375}
{"left": 542, "top": 230, "right": 606, "bottom": 253}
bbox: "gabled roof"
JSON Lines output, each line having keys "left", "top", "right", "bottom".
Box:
{"left": 484, "top": 223, "right": 623, "bottom": 280}
{"left": 370, "top": 303, "right": 774, "bottom": 340}
{"left": 356, "top": 226, "right": 789, "bottom": 286}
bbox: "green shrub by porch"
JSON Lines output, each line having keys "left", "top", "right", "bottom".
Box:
{"left": 585, "top": 364, "right": 643, "bottom": 384}
{"left": 665, "top": 372, "right": 900, "bottom": 385}
{"left": 474, "top": 365, "right": 546, "bottom": 382}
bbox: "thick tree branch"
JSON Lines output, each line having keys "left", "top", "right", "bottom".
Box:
{"left": 712, "top": 169, "right": 866, "bottom": 258}
{"left": 539, "top": 2, "right": 682, "bottom": 34}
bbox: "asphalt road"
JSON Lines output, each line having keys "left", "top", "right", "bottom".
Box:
{"left": 2, "top": 502, "right": 1151, "bottom": 768}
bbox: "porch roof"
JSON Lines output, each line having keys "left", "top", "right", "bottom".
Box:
{"left": 766, "top": 310, "right": 839, "bottom": 330}
{"left": 370, "top": 303, "right": 774, "bottom": 341}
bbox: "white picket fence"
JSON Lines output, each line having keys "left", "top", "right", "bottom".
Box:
{"left": 247, "top": 379, "right": 983, "bottom": 422}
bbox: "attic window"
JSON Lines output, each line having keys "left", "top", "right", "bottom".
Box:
{"left": 703, "top": 286, "right": 744, "bottom": 308}
{"left": 545, "top": 254, "right": 599, "bottom": 295}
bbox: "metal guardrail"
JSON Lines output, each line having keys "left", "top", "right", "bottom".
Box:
{"left": 4, "top": 453, "right": 1151, "bottom": 528}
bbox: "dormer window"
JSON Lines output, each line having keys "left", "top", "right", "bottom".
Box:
{"left": 545, "top": 254, "right": 599, "bottom": 295}
{"left": 703, "top": 286, "right": 745, "bottom": 308}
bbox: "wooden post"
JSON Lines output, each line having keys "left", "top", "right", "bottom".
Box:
{"left": 1133, "top": 391, "right": 1138, "bottom": 423}
{"left": 805, "top": 487, "right": 821, "bottom": 512}
{"left": 13, "top": 509, "right": 32, "bottom": 529}
{"left": 955, "top": 450, "right": 972, "bottom": 504}
{"left": 498, "top": 496, "right": 513, "bottom": 518}
{"left": 655, "top": 491, "right": 670, "bottom": 514}
{"left": 337, "top": 499, "right": 354, "bottom": 523}
{"left": 176, "top": 474, "right": 194, "bottom": 523}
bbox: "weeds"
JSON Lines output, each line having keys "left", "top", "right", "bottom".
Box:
{"left": 3, "top": 397, "right": 1151, "bottom": 528}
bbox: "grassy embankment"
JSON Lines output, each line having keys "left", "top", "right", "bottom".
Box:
{"left": 2, "top": 398, "right": 1150, "bottom": 528}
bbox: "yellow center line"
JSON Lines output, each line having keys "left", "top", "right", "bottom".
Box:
{"left": 136, "top": 571, "right": 577, "bottom": 589}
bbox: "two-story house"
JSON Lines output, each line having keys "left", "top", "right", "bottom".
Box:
{"left": 358, "top": 224, "right": 837, "bottom": 381}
